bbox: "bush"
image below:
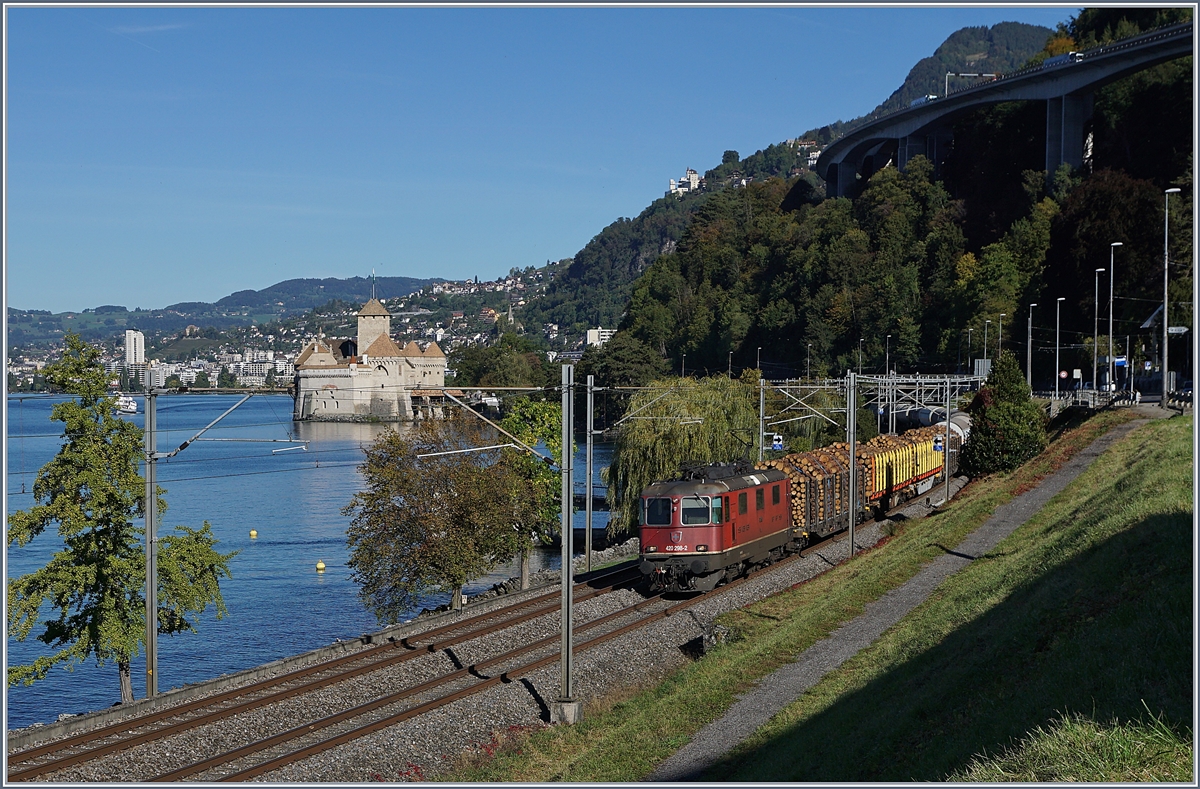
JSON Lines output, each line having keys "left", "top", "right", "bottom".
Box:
{"left": 961, "top": 351, "right": 1047, "bottom": 474}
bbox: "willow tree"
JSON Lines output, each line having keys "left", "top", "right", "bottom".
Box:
{"left": 344, "top": 414, "right": 540, "bottom": 620}
{"left": 605, "top": 372, "right": 761, "bottom": 537}
{"left": 7, "top": 333, "right": 237, "bottom": 704}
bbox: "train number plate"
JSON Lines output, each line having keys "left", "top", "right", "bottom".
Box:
{"left": 664, "top": 545, "right": 690, "bottom": 552}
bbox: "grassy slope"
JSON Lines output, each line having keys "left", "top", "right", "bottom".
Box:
{"left": 444, "top": 412, "right": 1190, "bottom": 781}
{"left": 709, "top": 413, "right": 1193, "bottom": 781}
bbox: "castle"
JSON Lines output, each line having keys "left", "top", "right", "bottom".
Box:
{"left": 292, "top": 298, "right": 448, "bottom": 421}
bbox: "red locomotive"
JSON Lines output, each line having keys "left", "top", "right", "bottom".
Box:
{"left": 638, "top": 419, "right": 966, "bottom": 592}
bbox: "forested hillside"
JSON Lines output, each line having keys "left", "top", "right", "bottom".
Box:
{"left": 517, "top": 20, "right": 1052, "bottom": 345}
{"left": 593, "top": 8, "right": 1192, "bottom": 387}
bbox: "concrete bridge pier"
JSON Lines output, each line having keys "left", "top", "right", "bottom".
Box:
{"left": 826, "top": 161, "right": 857, "bottom": 199}
{"left": 1045, "top": 92, "right": 1094, "bottom": 182}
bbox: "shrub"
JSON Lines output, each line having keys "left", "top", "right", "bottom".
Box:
{"left": 961, "top": 350, "right": 1047, "bottom": 474}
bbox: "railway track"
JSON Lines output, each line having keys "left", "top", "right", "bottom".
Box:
{"left": 11, "top": 504, "right": 921, "bottom": 783}
{"left": 7, "top": 563, "right": 641, "bottom": 782}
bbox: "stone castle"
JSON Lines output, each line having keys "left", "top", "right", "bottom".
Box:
{"left": 292, "top": 298, "right": 448, "bottom": 421}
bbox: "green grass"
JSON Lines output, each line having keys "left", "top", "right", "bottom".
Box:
{"left": 441, "top": 411, "right": 1191, "bottom": 782}
{"left": 948, "top": 709, "right": 1193, "bottom": 782}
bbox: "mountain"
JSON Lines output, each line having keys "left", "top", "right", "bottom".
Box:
{"left": 516, "top": 21, "right": 1054, "bottom": 343}
{"left": 7, "top": 276, "right": 436, "bottom": 349}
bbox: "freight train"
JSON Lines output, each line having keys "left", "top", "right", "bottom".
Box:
{"left": 638, "top": 413, "right": 969, "bottom": 592}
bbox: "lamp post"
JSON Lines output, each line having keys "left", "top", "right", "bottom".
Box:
{"left": 858, "top": 337, "right": 863, "bottom": 375}
{"left": 1094, "top": 268, "right": 1104, "bottom": 390}
{"left": 1109, "top": 242, "right": 1122, "bottom": 392}
{"left": 807, "top": 343, "right": 812, "bottom": 379}
{"left": 757, "top": 346, "right": 761, "bottom": 371}
{"left": 967, "top": 328, "right": 973, "bottom": 373}
{"left": 885, "top": 334, "right": 891, "bottom": 375}
{"left": 681, "top": 353, "right": 686, "bottom": 378}
{"left": 1164, "top": 188, "right": 1180, "bottom": 401}
{"left": 1055, "top": 297, "right": 1065, "bottom": 400}
{"left": 984, "top": 320, "right": 991, "bottom": 361}
{"left": 998, "top": 313, "right": 1005, "bottom": 356}
{"left": 1027, "top": 303, "right": 1037, "bottom": 387}
{"left": 728, "top": 350, "right": 732, "bottom": 377}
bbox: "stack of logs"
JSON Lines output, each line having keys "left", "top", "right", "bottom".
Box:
{"left": 756, "top": 425, "right": 955, "bottom": 529}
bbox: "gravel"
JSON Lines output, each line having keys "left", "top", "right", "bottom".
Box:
{"left": 21, "top": 523, "right": 896, "bottom": 783}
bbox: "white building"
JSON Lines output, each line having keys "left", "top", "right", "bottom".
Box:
{"left": 293, "top": 299, "right": 449, "bottom": 421}
{"left": 586, "top": 327, "right": 617, "bottom": 347}
{"left": 125, "top": 330, "right": 145, "bottom": 366}
{"left": 669, "top": 168, "right": 702, "bottom": 195}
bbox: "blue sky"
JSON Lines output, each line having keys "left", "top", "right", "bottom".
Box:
{"left": 5, "top": 5, "right": 1077, "bottom": 314}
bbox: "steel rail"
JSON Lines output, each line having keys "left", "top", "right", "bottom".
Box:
{"left": 157, "top": 592, "right": 671, "bottom": 781}
{"left": 213, "top": 553, "right": 816, "bottom": 781}
{"left": 6, "top": 563, "right": 638, "bottom": 781}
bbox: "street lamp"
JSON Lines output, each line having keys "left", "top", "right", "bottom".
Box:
{"left": 1109, "top": 242, "right": 1122, "bottom": 392}
{"left": 858, "top": 338, "right": 863, "bottom": 375}
{"left": 984, "top": 320, "right": 991, "bottom": 361}
{"left": 807, "top": 343, "right": 812, "bottom": 379}
{"left": 885, "top": 334, "right": 891, "bottom": 375}
{"left": 681, "top": 353, "right": 686, "bottom": 378}
{"left": 728, "top": 350, "right": 732, "bottom": 378}
{"left": 967, "top": 328, "right": 973, "bottom": 372}
{"left": 1094, "top": 268, "right": 1105, "bottom": 390}
{"left": 1164, "top": 188, "right": 1180, "bottom": 400}
{"left": 998, "top": 313, "right": 1005, "bottom": 355}
{"left": 1027, "top": 303, "right": 1037, "bottom": 387}
{"left": 1055, "top": 297, "right": 1066, "bottom": 399}
{"left": 757, "top": 346, "right": 761, "bottom": 371}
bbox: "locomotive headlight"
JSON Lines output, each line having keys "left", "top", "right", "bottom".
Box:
{"left": 645, "top": 546, "right": 657, "bottom": 552}
{"left": 697, "top": 544, "right": 708, "bottom": 552}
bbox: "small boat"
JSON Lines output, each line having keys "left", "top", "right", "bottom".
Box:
{"left": 116, "top": 395, "right": 138, "bottom": 415}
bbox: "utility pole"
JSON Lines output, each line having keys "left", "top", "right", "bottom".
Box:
{"left": 944, "top": 377, "right": 951, "bottom": 506}
{"left": 552, "top": 364, "right": 580, "bottom": 724}
{"left": 1110, "top": 242, "right": 1122, "bottom": 394}
{"left": 585, "top": 375, "right": 594, "bottom": 573}
{"left": 144, "top": 390, "right": 158, "bottom": 698}
{"left": 143, "top": 390, "right": 253, "bottom": 698}
{"left": 846, "top": 372, "right": 857, "bottom": 557}
{"left": 1027, "top": 304, "right": 1037, "bottom": 387}
{"left": 758, "top": 378, "right": 765, "bottom": 462}
{"left": 1164, "top": 188, "right": 1180, "bottom": 402}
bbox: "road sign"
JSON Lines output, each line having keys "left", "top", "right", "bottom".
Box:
{"left": 1059, "top": 370, "right": 1068, "bottom": 379}
{"left": 933, "top": 436, "right": 944, "bottom": 453}
{"left": 1168, "top": 326, "right": 1189, "bottom": 334}
{"left": 771, "top": 433, "right": 784, "bottom": 451}
{"left": 1072, "top": 369, "right": 1082, "bottom": 379}
{"left": 1114, "top": 356, "right": 1127, "bottom": 367}
{"left": 1145, "top": 361, "right": 1153, "bottom": 370}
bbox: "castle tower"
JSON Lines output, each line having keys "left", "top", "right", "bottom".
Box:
{"left": 356, "top": 298, "right": 391, "bottom": 357}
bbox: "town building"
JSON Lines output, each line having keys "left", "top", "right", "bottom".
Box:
{"left": 292, "top": 298, "right": 448, "bottom": 421}
{"left": 669, "top": 168, "right": 703, "bottom": 195}
{"left": 125, "top": 330, "right": 145, "bottom": 366}
{"left": 586, "top": 327, "right": 617, "bottom": 347}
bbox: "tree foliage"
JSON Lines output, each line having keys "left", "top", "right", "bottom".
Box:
{"left": 344, "top": 413, "right": 559, "bottom": 623}
{"left": 7, "top": 333, "right": 236, "bottom": 703}
{"left": 960, "top": 350, "right": 1047, "bottom": 475}
{"left": 605, "top": 374, "right": 761, "bottom": 537}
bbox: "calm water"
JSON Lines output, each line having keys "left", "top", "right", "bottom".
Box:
{"left": 5, "top": 394, "right": 610, "bottom": 729}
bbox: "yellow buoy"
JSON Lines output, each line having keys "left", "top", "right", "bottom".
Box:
{"left": 316, "top": 560, "right": 326, "bottom": 573}
{"left": 249, "top": 529, "right": 258, "bottom": 539}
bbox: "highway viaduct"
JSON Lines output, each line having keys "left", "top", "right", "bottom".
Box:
{"left": 816, "top": 21, "right": 1193, "bottom": 198}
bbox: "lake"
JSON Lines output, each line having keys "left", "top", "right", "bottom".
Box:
{"left": 5, "top": 394, "right": 612, "bottom": 729}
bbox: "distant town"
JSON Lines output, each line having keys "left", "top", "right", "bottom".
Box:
{"left": 7, "top": 264, "right": 617, "bottom": 393}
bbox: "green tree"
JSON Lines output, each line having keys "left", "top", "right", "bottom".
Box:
{"left": 165, "top": 374, "right": 182, "bottom": 388}
{"left": 343, "top": 415, "right": 531, "bottom": 620}
{"left": 498, "top": 398, "right": 566, "bottom": 589}
{"left": 7, "top": 333, "right": 237, "bottom": 704}
{"left": 959, "top": 350, "right": 1047, "bottom": 475}
{"left": 193, "top": 371, "right": 211, "bottom": 389}
{"left": 217, "top": 366, "right": 237, "bottom": 388}
{"left": 605, "top": 374, "right": 760, "bottom": 537}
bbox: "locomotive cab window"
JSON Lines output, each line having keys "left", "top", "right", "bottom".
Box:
{"left": 711, "top": 497, "right": 724, "bottom": 524}
{"left": 680, "top": 496, "right": 710, "bottom": 525}
{"left": 772, "top": 484, "right": 780, "bottom": 505}
{"left": 645, "top": 498, "right": 672, "bottom": 526}
{"left": 755, "top": 488, "right": 765, "bottom": 511}
{"left": 738, "top": 492, "right": 748, "bottom": 514}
